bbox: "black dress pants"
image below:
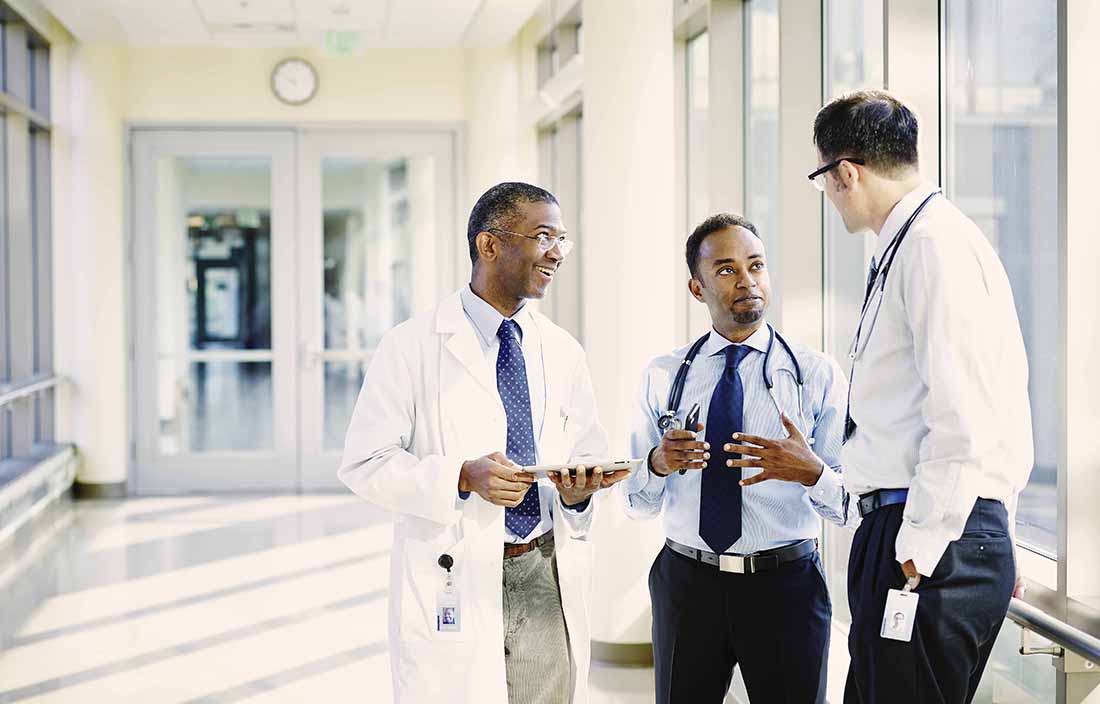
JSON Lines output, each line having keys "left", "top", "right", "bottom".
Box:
{"left": 650, "top": 544, "right": 831, "bottom": 704}
{"left": 844, "top": 499, "right": 1015, "bottom": 704}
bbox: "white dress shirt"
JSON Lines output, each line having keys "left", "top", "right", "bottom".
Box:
{"left": 620, "top": 323, "right": 856, "bottom": 555}
{"left": 841, "top": 183, "right": 1034, "bottom": 576}
{"left": 459, "top": 284, "right": 569, "bottom": 545}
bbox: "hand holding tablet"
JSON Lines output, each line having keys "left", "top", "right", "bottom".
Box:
{"left": 522, "top": 459, "right": 641, "bottom": 479}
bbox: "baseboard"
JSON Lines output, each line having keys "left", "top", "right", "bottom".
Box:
{"left": 591, "top": 640, "right": 654, "bottom": 667}
{"left": 73, "top": 480, "right": 127, "bottom": 499}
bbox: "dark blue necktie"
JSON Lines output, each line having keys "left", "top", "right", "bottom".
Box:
{"left": 497, "top": 319, "right": 540, "bottom": 539}
{"left": 699, "top": 344, "right": 752, "bottom": 554}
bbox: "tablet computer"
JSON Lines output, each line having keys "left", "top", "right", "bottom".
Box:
{"left": 523, "top": 459, "right": 641, "bottom": 479}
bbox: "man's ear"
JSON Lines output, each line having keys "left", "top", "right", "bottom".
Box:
{"left": 476, "top": 231, "right": 498, "bottom": 262}
{"left": 833, "top": 160, "right": 860, "bottom": 191}
{"left": 688, "top": 277, "right": 705, "bottom": 303}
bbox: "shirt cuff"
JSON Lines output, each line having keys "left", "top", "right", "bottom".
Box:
{"left": 894, "top": 521, "right": 954, "bottom": 577}
{"left": 561, "top": 496, "right": 591, "bottom": 512}
{"left": 458, "top": 490, "right": 471, "bottom": 500}
{"left": 807, "top": 461, "right": 841, "bottom": 503}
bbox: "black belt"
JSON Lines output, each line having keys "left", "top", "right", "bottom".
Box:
{"left": 857, "top": 489, "right": 909, "bottom": 518}
{"left": 665, "top": 537, "right": 817, "bottom": 575}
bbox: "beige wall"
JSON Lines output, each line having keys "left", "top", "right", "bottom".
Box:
{"left": 123, "top": 47, "right": 465, "bottom": 123}
{"left": 48, "top": 38, "right": 533, "bottom": 487}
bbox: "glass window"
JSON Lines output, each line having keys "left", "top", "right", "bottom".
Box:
{"left": 821, "top": 0, "right": 884, "bottom": 629}
{"left": 945, "top": 0, "right": 1058, "bottom": 556}
{"left": 32, "top": 126, "right": 52, "bottom": 444}
{"left": 0, "top": 111, "right": 7, "bottom": 461}
{"left": 686, "top": 32, "right": 709, "bottom": 232}
{"left": 744, "top": 0, "right": 780, "bottom": 278}
{"left": 29, "top": 43, "right": 48, "bottom": 117}
{"left": 685, "top": 31, "right": 711, "bottom": 336}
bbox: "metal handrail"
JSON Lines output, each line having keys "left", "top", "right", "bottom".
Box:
{"left": 1008, "top": 597, "right": 1100, "bottom": 665}
{"left": 0, "top": 375, "right": 63, "bottom": 409}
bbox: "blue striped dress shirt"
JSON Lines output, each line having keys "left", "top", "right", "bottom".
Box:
{"left": 620, "top": 323, "right": 858, "bottom": 554}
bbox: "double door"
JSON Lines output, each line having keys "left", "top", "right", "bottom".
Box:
{"left": 130, "top": 128, "right": 458, "bottom": 492}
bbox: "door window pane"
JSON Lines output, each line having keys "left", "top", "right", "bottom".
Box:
{"left": 172, "top": 361, "right": 274, "bottom": 453}
{"left": 321, "top": 158, "right": 416, "bottom": 447}
{"left": 155, "top": 157, "right": 274, "bottom": 453}
{"left": 945, "top": 0, "right": 1058, "bottom": 556}
{"left": 324, "top": 361, "right": 364, "bottom": 451}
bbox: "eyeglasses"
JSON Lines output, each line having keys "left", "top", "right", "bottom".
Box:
{"left": 487, "top": 227, "right": 574, "bottom": 257}
{"left": 807, "top": 157, "right": 865, "bottom": 192}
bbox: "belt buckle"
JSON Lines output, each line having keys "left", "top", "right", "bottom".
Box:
{"left": 718, "top": 554, "right": 746, "bottom": 574}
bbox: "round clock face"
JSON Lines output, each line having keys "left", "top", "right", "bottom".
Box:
{"left": 271, "top": 58, "right": 318, "bottom": 105}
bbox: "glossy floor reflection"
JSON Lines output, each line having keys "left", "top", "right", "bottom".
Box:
{"left": 0, "top": 495, "right": 713, "bottom": 703}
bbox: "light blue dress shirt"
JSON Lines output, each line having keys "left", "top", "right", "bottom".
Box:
{"left": 620, "top": 323, "right": 857, "bottom": 555}
{"left": 459, "top": 285, "right": 585, "bottom": 543}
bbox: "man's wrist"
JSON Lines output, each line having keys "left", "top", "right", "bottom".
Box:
{"left": 802, "top": 459, "right": 827, "bottom": 487}
{"left": 647, "top": 446, "right": 669, "bottom": 477}
{"left": 561, "top": 495, "right": 592, "bottom": 511}
{"left": 457, "top": 461, "right": 471, "bottom": 493}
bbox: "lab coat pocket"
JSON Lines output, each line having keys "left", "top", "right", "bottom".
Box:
{"left": 399, "top": 534, "right": 472, "bottom": 643}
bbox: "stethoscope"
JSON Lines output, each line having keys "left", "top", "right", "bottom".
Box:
{"left": 848, "top": 190, "right": 940, "bottom": 363}
{"left": 843, "top": 190, "right": 939, "bottom": 442}
{"left": 657, "top": 323, "right": 814, "bottom": 445}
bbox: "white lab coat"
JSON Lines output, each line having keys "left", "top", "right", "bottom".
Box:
{"left": 339, "top": 290, "right": 609, "bottom": 704}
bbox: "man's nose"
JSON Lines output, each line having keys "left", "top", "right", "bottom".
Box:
{"left": 545, "top": 244, "right": 564, "bottom": 262}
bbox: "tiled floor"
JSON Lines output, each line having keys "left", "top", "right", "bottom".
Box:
{"left": 0, "top": 495, "right": 706, "bottom": 703}
{"left": 0, "top": 494, "right": 1049, "bottom": 703}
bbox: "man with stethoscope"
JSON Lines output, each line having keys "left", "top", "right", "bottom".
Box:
{"left": 800, "top": 90, "right": 1030, "bottom": 704}
{"left": 619, "top": 212, "right": 855, "bottom": 704}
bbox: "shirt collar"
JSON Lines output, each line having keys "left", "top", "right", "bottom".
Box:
{"left": 459, "top": 284, "right": 531, "bottom": 346}
{"left": 873, "top": 182, "right": 939, "bottom": 265}
{"left": 701, "top": 322, "right": 771, "bottom": 358}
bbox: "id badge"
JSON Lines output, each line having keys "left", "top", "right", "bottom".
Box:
{"left": 436, "top": 586, "right": 461, "bottom": 633}
{"left": 880, "top": 588, "right": 919, "bottom": 642}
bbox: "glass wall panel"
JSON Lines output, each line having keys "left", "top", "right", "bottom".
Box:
{"left": 686, "top": 31, "right": 709, "bottom": 232}
{"left": 822, "top": 0, "right": 884, "bottom": 627}
{"left": 744, "top": 0, "right": 779, "bottom": 256}
{"left": 945, "top": 0, "right": 1059, "bottom": 556}
{"left": 0, "top": 111, "right": 7, "bottom": 462}
{"left": 31, "top": 126, "right": 52, "bottom": 445}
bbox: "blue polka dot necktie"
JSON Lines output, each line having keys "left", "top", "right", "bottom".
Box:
{"left": 699, "top": 344, "right": 752, "bottom": 554}
{"left": 497, "top": 319, "right": 540, "bottom": 539}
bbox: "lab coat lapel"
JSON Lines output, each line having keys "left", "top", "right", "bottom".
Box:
{"left": 437, "top": 291, "right": 497, "bottom": 398}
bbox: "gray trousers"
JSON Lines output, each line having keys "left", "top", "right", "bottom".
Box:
{"left": 502, "top": 535, "right": 572, "bottom": 704}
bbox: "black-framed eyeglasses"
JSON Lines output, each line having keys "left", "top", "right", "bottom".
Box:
{"left": 807, "top": 157, "right": 865, "bottom": 192}
{"left": 486, "top": 227, "right": 574, "bottom": 256}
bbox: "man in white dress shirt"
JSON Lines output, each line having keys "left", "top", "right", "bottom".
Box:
{"left": 802, "top": 90, "right": 1033, "bottom": 703}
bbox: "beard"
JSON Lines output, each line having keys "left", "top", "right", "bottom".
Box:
{"left": 731, "top": 309, "right": 764, "bottom": 325}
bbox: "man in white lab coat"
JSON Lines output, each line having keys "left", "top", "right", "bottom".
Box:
{"left": 340, "top": 182, "right": 628, "bottom": 704}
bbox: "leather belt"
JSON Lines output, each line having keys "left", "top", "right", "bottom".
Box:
{"left": 665, "top": 537, "right": 817, "bottom": 575}
{"left": 504, "top": 530, "right": 554, "bottom": 559}
{"left": 857, "top": 489, "right": 909, "bottom": 518}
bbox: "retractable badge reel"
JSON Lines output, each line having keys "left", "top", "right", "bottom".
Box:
{"left": 880, "top": 575, "right": 920, "bottom": 642}
{"left": 436, "top": 554, "right": 461, "bottom": 633}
